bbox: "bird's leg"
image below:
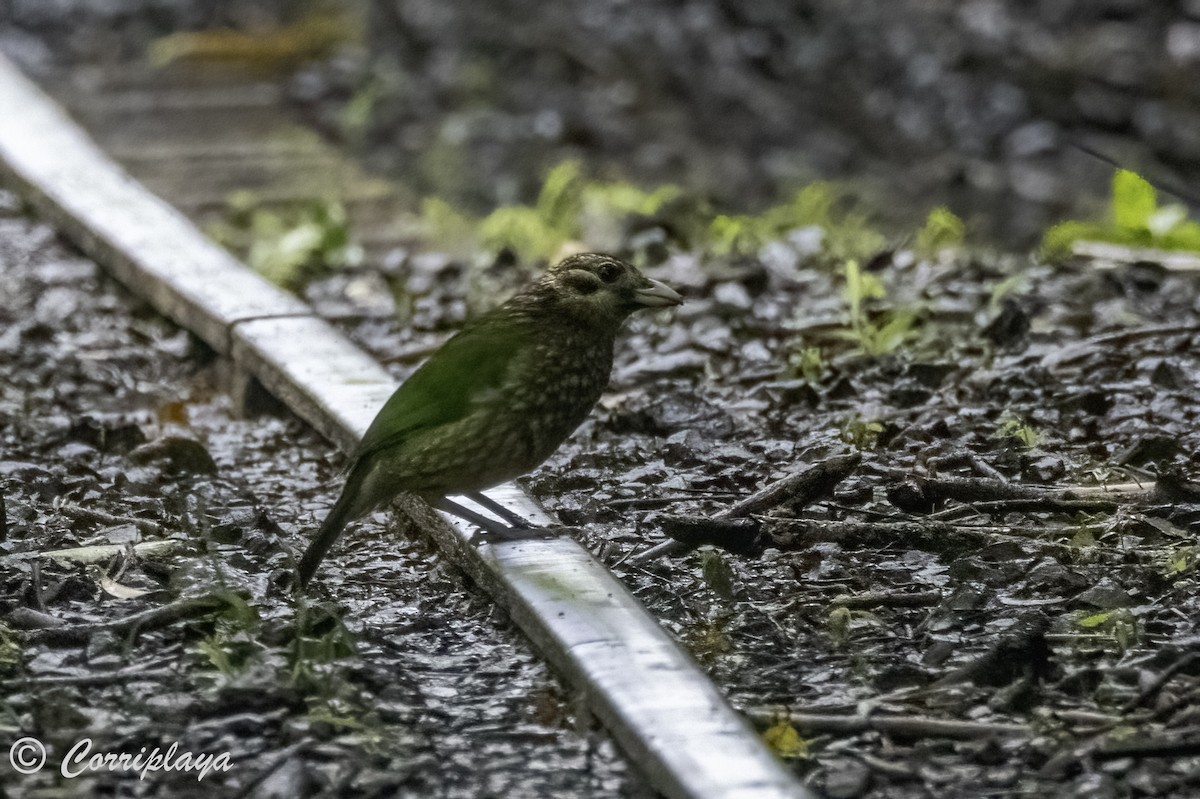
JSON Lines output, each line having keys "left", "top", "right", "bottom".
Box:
{"left": 434, "top": 497, "right": 508, "bottom": 533}
{"left": 434, "top": 497, "right": 557, "bottom": 541}
{"left": 463, "top": 491, "right": 535, "bottom": 528}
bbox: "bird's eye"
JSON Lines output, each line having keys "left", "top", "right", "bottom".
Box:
{"left": 597, "top": 262, "right": 621, "bottom": 283}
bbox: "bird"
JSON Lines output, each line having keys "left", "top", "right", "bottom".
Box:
{"left": 296, "top": 252, "right": 682, "bottom": 588}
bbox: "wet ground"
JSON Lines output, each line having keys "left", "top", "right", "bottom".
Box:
{"left": 312, "top": 232, "right": 1200, "bottom": 799}
{"left": 5, "top": 4, "right": 1200, "bottom": 797}
{"left": 538, "top": 248, "right": 1200, "bottom": 797}
{"left": 0, "top": 197, "right": 639, "bottom": 797}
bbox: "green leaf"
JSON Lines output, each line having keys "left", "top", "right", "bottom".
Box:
{"left": 582, "top": 181, "right": 681, "bottom": 218}
{"left": 535, "top": 161, "right": 584, "bottom": 235}
{"left": 762, "top": 719, "right": 811, "bottom": 759}
{"left": 214, "top": 197, "right": 359, "bottom": 290}
{"left": 707, "top": 213, "right": 762, "bottom": 256}
{"left": 0, "top": 624, "right": 22, "bottom": 670}
{"left": 995, "top": 415, "right": 1040, "bottom": 449}
{"left": 1164, "top": 545, "right": 1196, "bottom": 576}
{"left": 1040, "top": 168, "right": 1200, "bottom": 257}
{"left": 1078, "top": 610, "right": 1116, "bottom": 629}
{"left": 789, "top": 346, "right": 825, "bottom": 384}
{"left": 1040, "top": 220, "right": 1102, "bottom": 258}
{"left": 699, "top": 549, "right": 737, "bottom": 601}
{"left": 212, "top": 588, "right": 260, "bottom": 627}
{"left": 763, "top": 183, "right": 832, "bottom": 232}
{"left": 915, "top": 206, "right": 965, "bottom": 254}
{"left": 197, "top": 636, "right": 233, "bottom": 675}
{"left": 989, "top": 273, "right": 1027, "bottom": 310}
{"left": 1076, "top": 609, "right": 1137, "bottom": 652}
{"left": 1164, "top": 219, "right": 1200, "bottom": 250}
{"left": 307, "top": 704, "right": 368, "bottom": 731}
{"left": 842, "top": 259, "right": 885, "bottom": 322}
{"left": 480, "top": 206, "right": 564, "bottom": 261}
{"left": 839, "top": 414, "right": 884, "bottom": 450}
{"left": 338, "top": 81, "right": 382, "bottom": 140}
{"left": 1071, "top": 525, "right": 1096, "bottom": 548}
{"left": 703, "top": 182, "right": 884, "bottom": 260}
{"left": 1111, "top": 169, "right": 1157, "bottom": 230}
{"left": 870, "top": 309, "right": 918, "bottom": 355}
{"left": 826, "top": 605, "right": 852, "bottom": 646}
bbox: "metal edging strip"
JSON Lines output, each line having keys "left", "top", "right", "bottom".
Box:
{"left": 0, "top": 53, "right": 815, "bottom": 799}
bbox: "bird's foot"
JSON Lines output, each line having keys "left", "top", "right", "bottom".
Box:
{"left": 463, "top": 491, "right": 534, "bottom": 527}
{"left": 435, "top": 497, "right": 567, "bottom": 542}
{"left": 471, "top": 524, "right": 567, "bottom": 542}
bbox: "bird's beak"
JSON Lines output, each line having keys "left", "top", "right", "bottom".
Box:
{"left": 633, "top": 278, "right": 683, "bottom": 308}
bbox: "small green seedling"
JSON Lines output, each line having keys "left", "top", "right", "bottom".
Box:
{"left": 1042, "top": 169, "right": 1200, "bottom": 257}
{"left": 789, "top": 346, "right": 825, "bottom": 384}
{"left": 1076, "top": 609, "right": 1137, "bottom": 653}
{"left": 840, "top": 413, "right": 884, "bottom": 450}
{"left": 995, "top": 414, "right": 1040, "bottom": 449}
{"left": 915, "top": 206, "right": 965, "bottom": 256}
{"left": 836, "top": 260, "right": 917, "bottom": 356}
{"left": 210, "top": 193, "right": 362, "bottom": 290}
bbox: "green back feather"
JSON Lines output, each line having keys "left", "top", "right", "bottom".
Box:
{"left": 349, "top": 318, "right": 530, "bottom": 466}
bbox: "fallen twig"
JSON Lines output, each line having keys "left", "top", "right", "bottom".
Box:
{"left": 631, "top": 453, "right": 860, "bottom": 563}
{"left": 1045, "top": 727, "right": 1200, "bottom": 777}
{"left": 829, "top": 590, "right": 943, "bottom": 609}
{"left": 926, "top": 451, "right": 1008, "bottom": 483}
{"left": 886, "top": 474, "right": 1166, "bottom": 516}
{"left": 22, "top": 660, "right": 177, "bottom": 687}
{"left": 854, "top": 752, "right": 919, "bottom": 781}
{"left": 608, "top": 494, "right": 731, "bottom": 511}
{"left": 54, "top": 501, "right": 166, "bottom": 537}
{"left": 0, "top": 539, "right": 180, "bottom": 566}
{"left": 765, "top": 518, "right": 995, "bottom": 555}
{"left": 1121, "top": 651, "right": 1199, "bottom": 713}
{"left": 745, "top": 707, "right": 1029, "bottom": 740}
{"left": 1050, "top": 709, "right": 1126, "bottom": 727}
{"left": 30, "top": 559, "right": 46, "bottom": 612}
{"left": 12, "top": 593, "right": 234, "bottom": 646}
{"left": 1095, "top": 736, "right": 1200, "bottom": 760}
{"left": 5, "top": 606, "right": 68, "bottom": 630}
{"left": 724, "top": 454, "right": 862, "bottom": 518}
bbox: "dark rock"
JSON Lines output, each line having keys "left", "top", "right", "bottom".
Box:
{"left": 1115, "top": 434, "right": 1181, "bottom": 467}
{"left": 821, "top": 758, "right": 872, "bottom": 799}
{"left": 128, "top": 436, "right": 218, "bottom": 475}
{"left": 1074, "top": 578, "right": 1134, "bottom": 609}
{"left": 983, "top": 298, "right": 1031, "bottom": 348}
{"left": 66, "top": 415, "right": 147, "bottom": 454}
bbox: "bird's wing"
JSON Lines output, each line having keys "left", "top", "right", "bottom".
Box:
{"left": 348, "top": 319, "right": 530, "bottom": 466}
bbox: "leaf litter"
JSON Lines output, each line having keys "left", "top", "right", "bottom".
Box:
{"left": 0, "top": 199, "right": 637, "bottom": 797}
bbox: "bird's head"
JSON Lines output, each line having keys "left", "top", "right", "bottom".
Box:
{"left": 528, "top": 253, "right": 682, "bottom": 333}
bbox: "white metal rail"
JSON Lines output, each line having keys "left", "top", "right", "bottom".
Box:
{"left": 0, "top": 53, "right": 814, "bottom": 799}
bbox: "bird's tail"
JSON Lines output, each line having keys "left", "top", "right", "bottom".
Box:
{"left": 296, "top": 463, "right": 370, "bottom": 589}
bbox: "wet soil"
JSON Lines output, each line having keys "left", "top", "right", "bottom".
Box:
{"left": 0, "top": 197, "right": 639, "bottom": 798}
{"left": 314, "top": 238, "right": 1200, "bottom": 799}
{"left": 537, "top": 249, "right": 1200, "bottom": 798}
{"left": 5, "top": 5, "right": 1200, "bottom": 797}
